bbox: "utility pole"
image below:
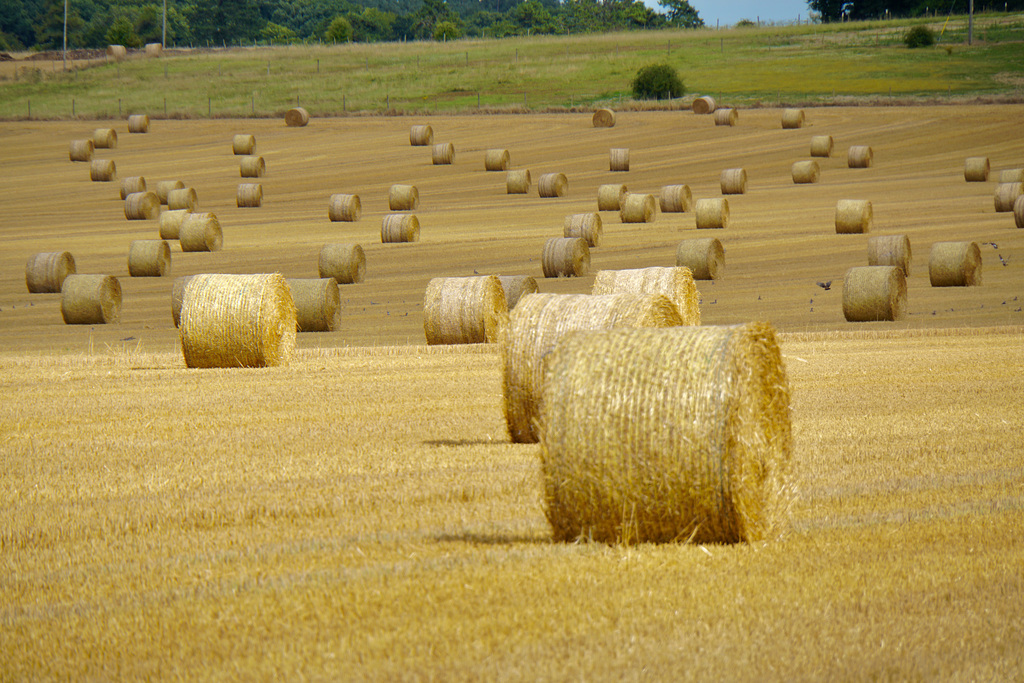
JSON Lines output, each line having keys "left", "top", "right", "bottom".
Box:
{"left": 162, "top": 0, "right": 167, "bottom": 47}
{"left": 62, "top": 0, "right": 67, "bottom": 71}
{"left": 968, "top": 0, "right": 974, "bottom": 45}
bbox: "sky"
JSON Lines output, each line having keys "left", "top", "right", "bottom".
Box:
{"left": 668, "top": 1, "right": 814, "bottom": 27}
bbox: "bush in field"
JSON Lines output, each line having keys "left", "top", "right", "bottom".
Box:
{"left": 904, "top": 25, "right": 935, "bottom": 48}
{"left": 433, "top": 20, "right": 463, "bottom": 41}
{"left": 632, "top": 63, "right": 685, "bottom": 100}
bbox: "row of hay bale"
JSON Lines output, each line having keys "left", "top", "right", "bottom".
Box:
{"left": 105, "top": 43, "right": 163, "bottom": 61}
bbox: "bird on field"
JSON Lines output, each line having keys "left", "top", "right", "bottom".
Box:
{"left": 816, "top": 281, "right": 832, "bottom": 291}
{"left": 998, "top": 254, "right": 1009, "bottom": 266}
{"left": 982, "top": 242, "right": 998, "bottom": 249}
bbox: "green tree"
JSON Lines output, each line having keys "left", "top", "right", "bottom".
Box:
{"left": 806, "top": 0, "right": 849, "bottom": 22}
{"left": 260, "top": 21, "right": 298, "bottom": 43}
{"left": 349, "top": 7, "right": 396, "bottom": 42}
{"left": 106, "top": 16, "right": 143, "bottom": 48}
{"left": 325, "top": 15, "right": 353, "bottom": 42}
{"left": 632, "top": 63, "right": 685, "bottom": 99}
{"left": 188, "top": 0, "right": 264, "bottom": 46}
{"left": 659, "top": 0, "right": 703, "bottom": 28}
{"left": 510, "top": 0, "right": 557, "bottom": 34}
{"left": 413, "top": 0, "right": 454, "bottom": 39}
{"left": 35, "top": 0, "right": 85, "bottom": 50}
{"left": 135, "top": 5, "right": 163, "bottom": 44}
{"left": 433, "top": 19, "right": 463, "bottom": 40}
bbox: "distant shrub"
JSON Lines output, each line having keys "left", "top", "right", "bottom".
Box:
{"left": 632, "top": 63, "right": 685, "bottom": 100}
{"left": 736, "top": 19, "right": 756, "bottom": 27}
{"left": 433, "top": 21, "right": 463, "bottom": 41}
{"left": 904, "top": 25, "right": 935, "bottom": 48}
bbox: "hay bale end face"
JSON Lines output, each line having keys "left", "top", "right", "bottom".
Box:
{"left": 791, "top": 160, "right": 820, "bottom": 184}
{"left": 593, "top": 109, "right": 616, "bottom": 127}
{"left": 285, "top": 107, "right": 309, "bottom": 127}
{"left": 328, "top": 194, "right": 362, "bottom": 222}
{"left": 61, "top": 274, "right": 121, "bottom": 325}
{"left": 167, "top": 187, "right": 198, "bottom": 212}
{"left": 781, "top": 108, "right": 805, "bottom": 129}
{"left": 145, "top": 42, "right": 162, "bottom": 57}
{"left": 692, "top": 96, "right": 716, "bottom": 114}
{"left": 542, "top": 237, "right": 589, "bottom": 278}
{"left": 597, "top": 183, "right": 628, "bottom": 211}
{"left": 432, "top": 142, "right": 455, "bottom": 165}
{"left": 994, "top": 182, "right": 1023, "bottom": 212}
{"left": 69, "top": 139, "right": 94, "bottom": 162}
{"left": 676, "top": 238, "right": 725, "bottom": 281}
{"left": 660, "top": 185, "right": 693, "bottom": 213}
{"left": 591, "top": 266, "right": 700, "bottom": 326}
{"left": 964, "top": 157, "right": 990, "bottom": 182}
{"left": 124, "top": 191, "right": 160, "bottom": 220}
{"left": 318, "top": 243, "right": 366, "bottom": 284}
{"left": 159, "top": 209, "right": 191, "bottom": 240}
{"left": 232, "top": 134, "right": 256, "bottom": 155}
{"left": 120, "top": 176, "right": 146, "bottom": 200}
{"left": 810, "top": 135, "right": 834, "bottom": 158}
{"left": 179, "top": 213, "right": 223, "bottom": 252}
{"left": 90, "top": 159, "right": 116, "bottom": 182}
{"left": 155, "top": 180, "right": 184, "bottom": 205}
{"left": 563, "top": 212, "right": 603, "bottom": 247}
{"left": 506, "top": 169, "right": 532, "bottom": 194}
{"left": 240, "top": 156, "right": 265, "bottom": 178}
{"left": 237, "top": 183, "right": 263, "bottom": 208}
{"left": 389, "top": 184, "right": 419, "bottom": 211}
{"left": 381, "top": 214, "right": 419, "bottom": 243}
{"left": 410, "top": 125, "right": 434, "bottom": 146}
{"left": 843, "top": 266, "right": 907, "bottom": 322}
{"left": 1015, "top": 195, "right": 1024, "bottom": 229}
{"left": 93, "top": 128, "right": 117, "bottom": 149}
{"left": 720, "top": 168, "right": 747, "bottom": 195}
{"left": 127, "top": 240, "right": 171, "bottom": 277}
{"left": 848, "top": 145, "right": 874, "bottom": 168}
{"left": 423, "top": 276, "right": 509, "bottom": 345}
{"left": 538, "top": 323, "right": 793, "bottom": 544}
{"left": 106, "top": 45, "right": 127, "bottom": 61}
{"left": 620, "top": 193, "right": 657, "bottom": 223}
{"left": 287, "top": 278, "right": 341, "bottom": 332}
{"left": 610, "top": 148, "right": 630, "bottom": 172}
{"left": 835, "top": 199, "right": 873, "bottom": 234}
{"left": 713, "top": 108, "right": 738, "bottom": 126}
{"left": 127, "top": 114, "right": 149, "bottom": 134}
{"left": 25, "top": 251, "right": 76, "bottom": 293}
{"left": 484, "top": 149, "right": 511, "bottom": 172}
{"left": 498, "top": 275, "right": 538, "bottom": 309}
{"left": 171, "top": 275, "right": 194, "bottom": 327}
{"left": 695, "top": 198, "right": 729, "bottom": 229}
{"left": 179, "top": 273, "right": 297, "bottom": 368}
{"left": 867, "top": 235, "right": 912, "bottom": 277}
{"left": 538, "top": 173, "right": 568, "bottom": 198}
{"left": 929, "top": 241, "right": 982, "bottom": 287}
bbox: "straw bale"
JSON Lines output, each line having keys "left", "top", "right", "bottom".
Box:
{"left": 232, "top": 134, "right": 256, "bottom": 155}
{"left": 127, "top": 114, "right": 149, "bottom": 133}
{"left": 791, "top": 160, "right": 819, "bottom": 184}
{"left": 167, "top": 187, "right": 198, "bottom": 211}
{"left": 410, "top": 125, "right": 434, "bottom": 146}
{"left": 835, "top": 199, "right": 873, "bottom": 234}
{"left": 1016, "top": 195, "right": 1024, "bottom": 229}
{"left": 810, "top": 135, "right": 834, "bottom": 157}
{"left": 179, "top": 273, "right": 296, "bottom": 368}
{"left": 423, "top": 276, "right": 509, "bottom": 345}
{"left": 563, "top": 212, "right": 603, "bottom": 247}
{"left": 676, "top": 238, "right": 725, "bottom": 281}
{"left": 502, "top": 292, "right": 685, "bottom": 443}
{"left": 597, "top": 184, "right": 628, "bottom": 211}
{"left": 721, "top": 168, "right": 747, "bottom": 194}
{"left": 285, "top": 107, "right": 309, "bottom": 127}
{"left": 61, "top": 274, "right": 121, "bottom": 325}
{"left": 90, "top": 159, "right": 116, "bottom": 182}
{"left": 155, "top": 180, "right": 184, "bottom": 204}
{"left": 713, "top": 108, "right": 738, "bottom": 126}
{"left": 781, "top": 108, "right": 804, "bottom": 129}
{"left": 541, "top": 237, "right": 590, "bottom": 278}
{"left": 498, "top": 275, "right": 538, "bottom": 309}
{"left": 692, "top": 96, "right": 716, "bottom": 114}
{"left": 93, "top": 128, "right": 117, "bottom": 149}
{"left": 485, "top": 149, "right": 511, "bottom": 171}
{"left": 929, "top": 241, "right": 982, "bottom": 287}
{"left": 389, "top": 184, "right": 420, "bottom": 210}
{"left": 179, "top": 213, "right": 223, "bottom": 252}
{"left": 994, "top": 182, "right": 1023, "bottom": 212}
{"left": 867, "top": 235, "right": 912, "bottom": 276}
{"left": 620, "top": 193, "right": 657, "bottom": 223}
{"left": 538, "top": 173, "right": 568, "bottom": 198}
{"left": 538, "top": 323, "right": 792, "bottom": 544}
{"left": 159, "top": 208, "right": 191, "bottom": 239}
{"left": 432, "top": 142, "right": 455, "bottom": 165}
{"left": 593, "top": 109, "right": 616, "bottom": 127}
{"left": 69, "top": 139, "right": 94, "bottom": 162}
{"left": 318, "top": 243, "right": 366, "bottom": 284}
{"left": 25, "top": 251, "right": 76, "bottom": 293}
{"left": 591, "top": 267, "right": 700, "bottom": 325}
{"left": 240, "top": 155, "right": 265, "bottom": 178}
{"left": 998, "top": 169, "right": 1024, "bottom": 183}
{"left": 124, "top": 191, "right": 160, "bottom": 220}
{"left": 106, "top": 44, "right": 127, "bottom": 61}
{"left": 127, "top": 239, "right": 171, "bottom": 277}
{"left": 507, "top": 169, "right": 532, "bottom": 194}
{"left": 843, "top": 266, "right": 906, "bottom": 321}
{"left": 145, "top": 42, "right": 162, "bottom": 57}
{"left": 964, "top": 157, "right": 990, "bottom": 182}
{"left": 120, "top": 176, "right": 146, "bottom": 200}
{"left": 328, "top": 194, "right": 362, "bottom": 222}
{"left": 171, "top": 275, "right": 194, "bottom": 327}
{"left": 610, "top": 148, "right": 630, "bottom": 172}
{"left": 660, "top": 184, "right": 693, "bottom": 213}
{"left": 695, "top": 198, "right": 729, "bottom": 229}
{"left": 848, "top": 145, "right": 873, "bottom": 168}
{"left": 237, "top": 183, "right": 263, "bottom": 207}
{"left": 381, "top": 214, "right": 419, "bottom": 243}
{"left": 287, "top": 278, "right": 341, "bottom": 332}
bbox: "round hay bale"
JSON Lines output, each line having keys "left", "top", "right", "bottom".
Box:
{"left": 381, "top": 214, "right": 419, "bottom": 243}
{"left": 848, "top": 145, "right": 873, "bottom": 168}
{"left": 485, "top": 149, "right": 510, "bottom": 171}
{"left": 593, "top": 108, "right": 616, "bottom": 127}
{"left": 695, "top": 198, "right": 729, "bottom": 229}
{"left": 25, "top": 251, "right": 76, "bottom": 293}
{"left": 867, "top": 235, "right": 912, "bottom": 276}
{"left": 660, "top": 184, "right": 693, "bottom": 213}
{"left": 810, "top": 135, "right": 834, "bottom": 158}
{"left": 124, "top": 191, "right": 160, "bottom": 220}
{"left": 90, "top": 159, "right": 116, "bottom": 182}
{"left": 835, "top": 199, "right": 872, "bottom": 234}
{"left": 155, "top": 180, "right": 184, "bottom": 205}
{"left": 159, "top": 208, "right": 191, "bottom": 240}
{"left": 843, "top": 266, "right": 907, "bottom": 321}
{"left": 319, "top": 243, "right": 366, "bottom": 284}
{"left": 432, "top": 142, "right": 455, "bottom": 165}
{"left": 610, "top": 148, "right": 630, "bottom": 172}
{"left": 713, "top": 108, "right": 738, "bottom": 126}
{"left": 597, "top": 184, "right": 628, "bottom": 211}
{"left": 179, "top": 213, "right": 223, "bottom": 252}
{"left": 781, "top": 108, "right": 804, "bottom": 129}
{"left": 423, "top": 276, "right": 509, "bottom": 345}
{"left": 998, "top": 169, "right": 1024, "bottom": 183}
{"left": 541, "top": 237, "right": 589, "bottom": 278}
{"left": 964, "top": 157, "right": 990, "bottom": 182}
{"left": 676, "top": 238, "right": 725, "bottom": 281}
{"left": 167, "top": 187, "right": 198, "bottom": 212}
{"left": 145, "top": 42, "right": 162, "bottom": 57}
{"left": 240, "top": 155, "right": 265, "bottom": 178}
{"left": 994, "top": 182, "right": 1023, "bottom": 212}
{"left": 287, "top": 278, "right": 341, "bottom": 332}
{"left": 127, "top": 114, "right": 149, "bottom": 134}
{"left": 929, "top": 241, "right": 982, "bottom": 287}
{"left": 791, "top": 160, "right": 820, "bottom": 184}
{"left": 591, "top": 267, "right": 700, "bottom": 326}
{"left": 410, "top": 125, "right": 434, "bottom": 146}
{"left": 538, "top": 323, "right": 792, "bottom": 544}
{"left": 285, "top": 107, "right": 309, "bottom": 127}
{"left": 498, "top": 275, "right": 538, "bottom": 310}
{"left": 720, "top": 168, "right": 747, "bottom": 195}
{"left": 563, "top": 212, "right": 603, "bottom": 247}
{"left": 1015, "top": 195, "right": 1024, "bottom": 229}
{"left": 502, "top": 292, "right": 685, "bottom": 444}
{"left": 93, "top": 128, "right": 117, "bottom": 149}
{"left": 69, "top": 139, "right": 94, "bottom": 162}
{"left": 507, "top": 169, "right": 532, "bottom": 194}
{"left": 232, "top": 134, "right": 256, "bottom": 155}
{"left": 692, "top": 96, "right": 716, "bottom": 114}
{"left": 106, "top": 44, "right": 127, "bottom": 61}
{"left": 538, "top": 173, "right": 568, "bottom": 198}
{"left": 389, "top": 184, "right": 419, "bottom": 211}
{"left": 179, "top": 273, "right": 296, "bottom": 368}
{"left": 328, "top": 194, "right": 362, "bottom": 222}
{"left": 61, "top": 274, "right": 121, "bottom": 325}
{"left": 620, "top": 193, "right": 657, "bottom": 223}
{"left": 171, "top": 275, "right": 195, "bottom": 327}
{"left": 237, "top": 183, "right": 263, "bottom": 208}
{"left": 127, "top": 239, "right": 171, "bottom": 277}
{"left": 120, "top": 176, "right": 146, "bottom": 200}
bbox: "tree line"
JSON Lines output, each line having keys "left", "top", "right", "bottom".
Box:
{"left": 809, "top": 0, "right": 1023, "bottom": 22}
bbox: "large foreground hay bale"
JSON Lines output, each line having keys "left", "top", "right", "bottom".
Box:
{"left": 810, "top": 135, "right": 833, "bottom": 157}
{"left": 93, "top": 128, "right": 117, "bottom": 149}
{"left": 167, "top": 187, "right": 198, "bottom": 211}
{"left": 676, "top": 238, "right": 725, "bottom": 281}
{"left": 381, "top": 214, "right": 419, "bottom": 243}
{"left": 127, "top": 239, "right": 171, "bottom": 277}
{"left": 61, "top": 274, "right": 121, "bottom": 325}
{"left": 410, "top": 125, "right": 434, "bottom": 146}
{"left": 25, "top": 251, "right": 76, "bottom": 293}
{"left": 781, "top": 108, "right": 805, "bottom": 129}
{"left": 563, "top": 212, "right": 603, "bottom": 247}
{"left": 597, "top": 184, "right": 628, "bottom": 211}
{"left": 171, "top": 275, "right": 194, "bottom": 327}
{"left": 791, "top": 160, "right": 819, "bottom": 184}
{"left": 145, "top": 42, "right": 162, "bottom": 57}
{"left": 155, "top": 180, "right": 184, "bottom": 204}
{"left": 127, "top": 114, "right": 149, "bottom": 133}
{"left": 867, "top": 235, "right": 912, "bottom": 276}
{"left": 237, "top": 183, "right": 263, "bottom": 207}
{"left": 848, "top": 145, "right": 873, "bottom": 168}
{"left": 423, "top": 276, "right": 509, "bottom": 345}
{"left": 285, "top": 107, "right": 309, "bottom": 127}
{"left": 389, "top": 184, "right": 419, "bottom": 210}
{"left": 69, "top": 139, "right": 94, "bottom": 162}
{"left": 432, "top": 142, "right": 455, "bottom": 165}
{"left": 713, "top": 108, "right": 738, "bottom": 126}
{"left": 843, "top": 266, "right": 906, "bottom": 321}
{"left": 542, "top": 237, "right": 589, "bottom": 278}
{"left": 287, "top": 278, "right": 341, "bottom": 332}
{"left": 660, "top": 184, "right": 692, "bottom": 213}
{"left": 591, "top": 267, "right": 700, "bottom": 325}
{"left": 159, "top": 209, "right": 191, "bottom": 239}
{"left": 90, "top": 159, "right": 116, "bottom": 182}
{"left": 124, "top": 191, "right": 159, "bottom": 220}
{"left": 695, "top": 198, "right": 729, "bottom": 229}
{"left": 609, "top": 148, "right": 629, "bottom": 172}
{"left": 179, "top": 212, "right": 223, "bottom": 252}
{"left": 1016, "top": 195, "right": 1024, "bottom": 229}
{"left": 485, "top": 149, "right": 511, "bottom": 171}
{"left": 835, "top": 199, "right": 872, "bottom": 234}
{"left": 721, "top": 168, "right": 747, "bottom": 194}
{"left": 592, "top": 108, "right": 616, "bottom": 127}
{"left": 692, "top": 96, "right": 716, "bottom": 114}
{"left": 538, "top": 323, "right": 792, "bottom": 544}
{"left": 964, "top": 157, "right": 990, "bottom": 182}
{"left": 498, "top": 275, "right": 538, "bottom": 309}
{"left": 106, "top": 44, "right": 127, "bottom": 61}
{"left": 232, "top": 134, "right": 256, "bottom": 155}
{"left": 994, "top": 182, "right": 1023, "bottom": 212}
{"left": 501, "top": 292, "right": 685, "bottom": 443}
{"left": 179, "top": 273, "right": 296, "bottom": 368}
{"left": 538, "top": 173, "right": 568, "bottom": 198}
{"left": 240, "top": 155, "right": 265, "bottom": 178}
{"left": 328, "top": 194, "right": 362, "bottom": 222}
{"left": 120, "top": 176, "right": 146, "bottom": 200}
{"left": 620, "top": 193, "right": 656, "bottom": 223}
{"left": 998, "top": 169, "right": 1024, "bottom": 183}
{"left": 929, "top": 241, "right": 982, "bottom": 287}
{"left": 507, "top": 169, "right": 532, "bottom": 194}
{"left": 319, "top": 244, "right": 366, "bottom": 284}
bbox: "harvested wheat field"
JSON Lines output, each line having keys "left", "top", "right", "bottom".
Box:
{"left": 1, "top": 106, "right": 1023, "bottom": 679}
